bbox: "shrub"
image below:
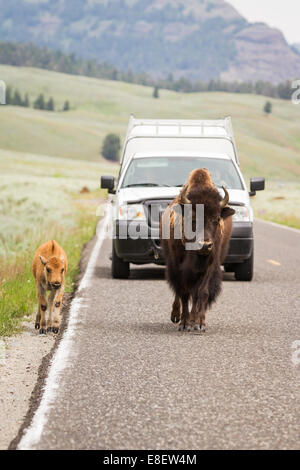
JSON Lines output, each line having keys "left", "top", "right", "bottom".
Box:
{"left": 46, "top": 97, "right": 55, "bottom": 111}
{"left": 34, "top": 93, "right": 45, "bottom": 110}
{"left": 153, "top": 86, "right": 159, "bottom": 98}
{"left": 101, "top": 134, "right": 121, "bottom": 161}
{"left": 264, "top": 101, "right": 272, "bottom": 115}
{"left": 63, "top": 100, "right": 70, "bottom": 111}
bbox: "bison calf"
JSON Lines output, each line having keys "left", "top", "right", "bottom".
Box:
{"left": 32, "top": 240, "right": 68, "bottom": 335}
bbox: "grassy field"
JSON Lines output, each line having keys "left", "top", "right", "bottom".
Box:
{"left": 0, "top": 64, "right": 299, "bottom": 335}
{"left": 0, "top": 150, "right": 117, "bottom": 335}
{"left": 0, "top": 65, "right": 300, "bottom": 180}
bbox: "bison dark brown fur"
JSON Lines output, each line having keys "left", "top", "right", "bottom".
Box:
{"left": 160, "top": 168, "right": 235, "bottom": 332}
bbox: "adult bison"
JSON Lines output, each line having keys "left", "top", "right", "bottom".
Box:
{"left": 160, "top": 168, "right": 235, "bottom": 332}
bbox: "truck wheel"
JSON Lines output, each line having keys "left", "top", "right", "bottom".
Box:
{"left": 224, "top": 264, "right": 234, "bottom": 273}
{"left": 234, "top": 250, "right": 254, "bottom": 282}
{"left": 112, "top": 243, "right": 130, "bottom": 279}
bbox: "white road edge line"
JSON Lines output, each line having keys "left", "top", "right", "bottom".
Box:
{"left": 18, "top": 204, "right": 111, "bottom": 450}
{"left": 255, "top": 218, "right": 300, "bottom": 234}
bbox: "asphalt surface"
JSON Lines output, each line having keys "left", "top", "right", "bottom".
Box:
{"left": 19, "top": 220, "right": 300, "bottom": 450}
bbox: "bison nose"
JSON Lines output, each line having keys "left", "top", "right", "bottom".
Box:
{"left": 204, "top": 241, "right": 213, "bottom": 251}
{"left": 198, "top": 240, "right": 213, "bottom": 255}
{"left": 52, "top": 282, "right": 61, "bottom": 290}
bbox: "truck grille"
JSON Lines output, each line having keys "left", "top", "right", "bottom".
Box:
{"left": 143, "top": 200, "right": 173, "bottom": 231}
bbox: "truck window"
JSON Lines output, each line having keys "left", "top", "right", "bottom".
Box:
{"left": 121, "top": 157, "right": 244, "bottom": 190}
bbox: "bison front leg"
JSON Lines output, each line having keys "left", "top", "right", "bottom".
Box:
{"left": 171, "top": 295, "right": 181, "bottom": 324}
{"left": 178, "top": 294, "right": 191, "bottom": 331}
{"left": 189, "top": 290, "right": 198, "bottom": 329}
{"left": 194, "top": 293, "right": 209, "bottom": 333}
{"left": 199, "top": 300, "right": 208, "bottom": 332}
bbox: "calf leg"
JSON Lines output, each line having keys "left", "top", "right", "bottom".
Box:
{"left": 35, "top": 309, "right": 41, "bottom": 330}
{"left": 171, "top": 295, "right": 181, "bottom": 324}
{"left": 37, "top": 284, "right": 47, "bottom": 334}
{"left": 47, "top": 290, "right": 56, "bottom": 332}
{"left": 51, "top": 288, "right": 64, "bottom": 334}
{"left": 35, "top": 282, "right": 41, "bottom": 329}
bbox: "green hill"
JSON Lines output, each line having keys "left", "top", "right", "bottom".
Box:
{"left": 1, "top": 64, "right": 300, "bottom": 181}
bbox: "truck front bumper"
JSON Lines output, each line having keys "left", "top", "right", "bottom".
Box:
{"left": 225, "top": 222, "right": 253, "bottom": 263}
{"left": 113, "top": 221, "right": 253, "bottom": 265}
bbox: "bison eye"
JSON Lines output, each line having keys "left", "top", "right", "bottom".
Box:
{"left": 214, "top": 217, "right": 221, "bottom": 225}
{"left": 46, "top": 267, "right": 51, "bottom": 273}
{"left": 61, "top": 268, "right": 65, "bottom": 273}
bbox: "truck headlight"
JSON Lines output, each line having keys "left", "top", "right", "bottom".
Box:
{"left": 118, "top": 204, "right": 147, "bottom": 221}
{"left": 233, "top": 206, "right": 250, "bottom": 222}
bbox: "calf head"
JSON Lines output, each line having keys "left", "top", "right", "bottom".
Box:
{"left": 178, "top": 168, "right": 235, "bottom": 255}
{"left": 39, "top": 255, "right": 65, "bottom": 289}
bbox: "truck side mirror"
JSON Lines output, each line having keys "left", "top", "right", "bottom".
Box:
{"left": 101, "top": 175, "right": 115, "bottom": 194}
{"left": 249, "top": 177, "right": 265, "bottom": 197}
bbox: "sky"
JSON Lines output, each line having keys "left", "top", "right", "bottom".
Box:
{"left": 227, "top": 0, "right": 300, "bottom": 44}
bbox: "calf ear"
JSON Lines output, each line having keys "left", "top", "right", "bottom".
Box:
{"left": 221, "top": 206, "right": 235, "bottom": 219}
{"left": 39, "top": 255, "right": 48, "bottom": 266}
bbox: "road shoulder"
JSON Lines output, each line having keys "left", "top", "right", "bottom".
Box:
{"left": 5, "top": 232, "right": 98, "bottom": 450}
{"left": 0, "top": 320, "right": 54, "bottom": 450}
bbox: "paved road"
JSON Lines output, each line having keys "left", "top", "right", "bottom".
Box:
{"left": 19, "top": 220, "right": 300, "bottom": 450}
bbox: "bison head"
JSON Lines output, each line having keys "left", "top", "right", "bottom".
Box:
{"left": 178, "top": 169, "right": 235, "bottom": 255}
{"left": 39, "top": 255, "right": 65, "bottom": 290}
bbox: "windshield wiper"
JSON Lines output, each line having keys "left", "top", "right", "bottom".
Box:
{"left": 123, "top": 183, "right": 170, "bottom": 188}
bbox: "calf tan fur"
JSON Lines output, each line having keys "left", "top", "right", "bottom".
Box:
{"left": 32, "top": 240, "right": 68, "bottom": 334}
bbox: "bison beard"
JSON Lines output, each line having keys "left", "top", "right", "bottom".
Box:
{"left": 160, "top": 168, "right": 235, "bottom": 332}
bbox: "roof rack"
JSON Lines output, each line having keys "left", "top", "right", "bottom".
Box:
{"left": 125, "top": 115, "right": 234, "bottom": 138}
{"left": 121, "top": 115, "right": 239, "bottom": 165}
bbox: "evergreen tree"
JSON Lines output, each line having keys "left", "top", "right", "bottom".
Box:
{"left": 264, "top": 101, "right": 272, "bottom": 116}
{"left": 63, "top": 100, "right": 70, "bottom": 111}
{"left": 34, "top": 93, "right": 45, "bottom": 110}
{"left": 278, "top": 81, "right": 292, "bottom": 100}
{"left": 153, "top": 86, "right": 159, "bottom": 99}
{"left": 22, "top": 93, "right": 30, "bottom": 107}
{"left": 101, "top": 134, "right": 121, "bottom": 162}
{"left": 46, "top": 97, "right": 55, "bottom": 111}
{"left": 13, "top": 89, "right": 23, "bottom": 106}
{"left": 5, "top": 86, "right": 12, "bottom": 105}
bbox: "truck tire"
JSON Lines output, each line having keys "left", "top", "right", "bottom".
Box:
{"left": 224, "top": 264, "right": 234, "bottom": 273}
{"left": 112, "top": 243, "right": 130, "bottom": 279}
{"left": 234, "top": 250, "right": 254, "bottom": 282}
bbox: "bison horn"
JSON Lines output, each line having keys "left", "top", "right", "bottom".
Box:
{"left": 220, "top": 186, "right": 229, "bottom": 209}
{"left": 180, "top": 184, "right": 191, "bottom": 204}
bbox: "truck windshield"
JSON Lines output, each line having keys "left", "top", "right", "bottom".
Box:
{"left": 122, "top": 157, "right": 244, "bottom": 190}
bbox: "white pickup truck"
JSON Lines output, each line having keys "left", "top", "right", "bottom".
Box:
{"left": 101, "top": 116, "right": 265, "bottom": 280}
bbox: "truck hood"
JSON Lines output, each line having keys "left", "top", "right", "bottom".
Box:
{"left": 117, "top": 187, "right": 181, "bottom": 205}
{"left": 117, "top": 187, "right": 250, "bottom": 207}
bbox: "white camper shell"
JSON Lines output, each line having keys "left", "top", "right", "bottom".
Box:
{"left": 121, "top": 116, "right": 240, "bottom": 167}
